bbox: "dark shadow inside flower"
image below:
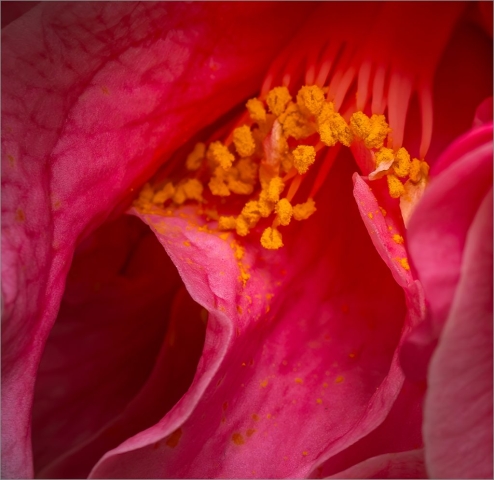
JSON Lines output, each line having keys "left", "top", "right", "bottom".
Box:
{"left": 32, "top": 215, "right": 207, "bottom": 477}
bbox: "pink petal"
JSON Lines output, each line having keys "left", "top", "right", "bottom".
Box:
{"left": 311, "top": 379, "right": 425, "bottom": 478}
{"left": 327, "top": 449, "right": 426, "bottom": 479}
{"left": 424, "top": 187, "right": 493, "bottom": 478}
{"left": 32, "top": 215, "right": 206, "bottom": 478}
{"left": 89, "top": 150, "right": 421, "bottom": 478}
{"left": 408, "top": 125, "right": 492, "bottom": 332}
{"left": 1, "top": 3, "right": 309, "bottom": 477}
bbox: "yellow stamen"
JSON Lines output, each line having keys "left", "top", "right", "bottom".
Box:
{"left": 393, "top": 147, "right": 411, "bottom": 178}
{"left": 152, "top": 182, "right": 175, "bottom": 204}
{"left": 278, "top": 103, "right": 315, "bottom": 140}
{"left": 207, "top": 141, "right": 235, "bottom": 170}
{"left": 297, "top": 85, "right": 325, "bottom": 116}
{"left": 246, "top": 98, "right": 267, "bottom": 124}
{"left": 185, "top": 142, "right": 206, "bottom": 170}
{"left": 208, "top": 167, "right": 231, "bottom": 196}
{"left": 172, "top": 178, "right": 203, "bottom": 204}
{"left": 266, "top": 86, "right": 292, "bottom": 116}
{"left": 350, "top": 111, "right": 390, "bottom": 149}
{"left": 317, "top": 102, "right": 352, "bottom": 147}
{"left": 275, "top": 198, "right": 293, "bottom": 226}
{"left": 266, "top": 176, "right": 285, "bottom": 203}
{"left": 218, "top": 216, "right": 237, "bottom": 230}
{"left": 375, "top": 147, "right": 394, "bottom": 166}
{"left": 293, "top": 198, "right": 316, "bottom": 221}
{"left": 233, "top": 125, "right": 256, "bottom": 157}
{"left": 260, "top": 227, "right": 283, "bottom": 250}
{"left": 387, "top": 174, "right": 405, "bottom": 198}
{"left": 292, "top": 145, "right": 316, "bottom": 174}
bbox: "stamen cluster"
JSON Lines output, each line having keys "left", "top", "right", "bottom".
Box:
{"left": 135, "top": 84, "right": 429, "bottom": 250}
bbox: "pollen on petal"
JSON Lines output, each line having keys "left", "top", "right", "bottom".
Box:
{"left": 233, "top": 125, "right": 256, "bottom": 157}
{"left": 266, "top": 86, "right": 292, "bottom": 116}
{"left": 392, "top": 234, "right": 404, "bottom": 244}
{"left": 275, "top": 198, "right": 293, "bottom": 226}
{"left": 293, "top": 198, "right": 316, "bottom": 221}
{"left": 292, "top": 145, "right": 316, "bottom": 174}
{"left": 260, "top": 227, "right": 283, "bottom": 250}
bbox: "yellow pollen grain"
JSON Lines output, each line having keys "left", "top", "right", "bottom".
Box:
{"left": 399, "top": 257, "right": 410, "bottom": 270}
{"left": 185, "top": 142, "right": 206, "bottom": 170}
{"left": 375, "top": 147, "right": 394, "bottom": 166}
{"left": 233, "top": 125, "right": 256, "bottom": 157}
{"left": 236, "top": 157, "right": 258, "bottom": 184}
{"left": 266, "top": 176, "right": 285, "bottom": 202}
{"left": 316, "top": 398, "right": 323, "bottom": 404}
{"left": 218, "top": 216, "right": 237, "bottom": 230}
{"left": 350, "top": 112, "right": 390, "bottom": 149}
{"left": 294, "top": 377, "right": 304, "bottom": 384}
{"left": 233, "top": 243, "right": 245, "bottom": 260}
{"left": 317, "top": 102, "right": 353, "bottom": 147}
{"left": 275, "top": 198, "right": 293, "bottom": 226}
{"left": 302, "top": 451, "right": 308, "bottom": 456}
{"left": 209, "top": 167, "right": 230, "bottom": 196}
{"left": 246, "top": 97, "right": 267, "bottom": 123}
{"left": 236, "top": 216, "right": 250, "bottom": 237}
{"left": 367, "top": 212, "right": 373, "bottom": 219}
{"left": 292, "top": 145, "right": 316, "bottom": 174}
{"left": 409, "top": 158, "right": 422, "bottom": 182}
{"left": 153, "top": 182, "right": 175, "bottom": 204}
{"left": 260, "top": 227, "right": 283, "bottom": 250}
{"left": 393, "top": 234, "right": 404, "bottom": 244}
{"left": 278, "top": 103, "right": 314, "bottom": 140}
{"left": 232, "top": 433, "right": 245, "bottom": 445}
{"left": 297, "top": 85, "right": 325, "bottom": 116}
{"left": 207, "top": 141, "right": 235, "bottom": 170}
{"left": 335, "top": 375, "right": 345, "bottom": 384}
{"left": 260, "top": 379, "right": 269, "bottom": 388}
{"left": 258, "top": 191, "right": 275, "bottom": 217}
{"left": 393, "top": 147, "right": 411, "bottom": 178}
{"left": 379, "top": 206, "right": 387, "bottom": 216}
{"left": 387, "top": 174, "right": 405, "bottom": 198}
{"left": 266, "top": 86, "right": 292, "bottom": 116}
{"left": 293, "top": 198, "right": 316, "bottom": 221}
{"left": 241, "top": 201, "right": 262, "bottom": 226}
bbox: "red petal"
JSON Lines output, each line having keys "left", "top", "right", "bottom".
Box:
{"left": 1, "top": 3, "right": 310, "bottom": 477}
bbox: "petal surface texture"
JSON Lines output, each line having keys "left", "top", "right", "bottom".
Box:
{"left": 1, "top": 3, "right": 311, "bottom": 477}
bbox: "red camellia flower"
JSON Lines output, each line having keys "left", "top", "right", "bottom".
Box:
{"left": 2, "top": 2, "right": 492, "bottom": 479}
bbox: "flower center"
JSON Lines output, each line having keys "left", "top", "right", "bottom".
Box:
{"left": 134, "top": 2, "right": 465, "bottom": 251}
{"left": 134, "top": 84, "right": 429, "bottom": 250}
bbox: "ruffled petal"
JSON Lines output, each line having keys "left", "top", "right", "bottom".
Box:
{"left": 1, "top": 3, "right": 311, "bottom": 477}
{"left": 89, "top": 150, "right": 421, "bottom": 478}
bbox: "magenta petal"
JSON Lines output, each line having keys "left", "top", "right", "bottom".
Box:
{"left": 423, "top": 188, "right": 493, "bottom": 478}
{"left": 1, "top": 3, "right": 310, "bottom": 477}
{"left": 88, "top": 151, "right": 422, "bottom": 478}
{"left": 407, "top": 124, "right": 493, "bottom": 335}
{"left": 327, "top": 450, "right": 426, "bottom": 479}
